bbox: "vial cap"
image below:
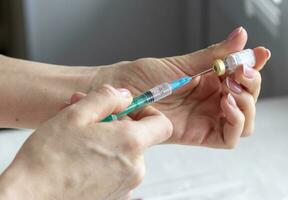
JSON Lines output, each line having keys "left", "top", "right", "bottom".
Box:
{"left": 213, "top": 59, "right": 226, "bottom": 76}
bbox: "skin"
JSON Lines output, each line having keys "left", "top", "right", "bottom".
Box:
{"left": 0, "top": 27, "right": 270, "bottom": 199}
{"left": 91, "top": 27, "right": 270, "bottom": 148}
{"left": 0, "top": 27, "right": 270, "bottom": 148}
{"left": 0, "top": 55, "right": 96, "bottom": 128}
{"left": 0, "top": 85, "right": 173, "bottom": 200}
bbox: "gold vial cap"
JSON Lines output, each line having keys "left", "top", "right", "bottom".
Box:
{"left": 213, "top": 59, "right": 226, "bottom": 76}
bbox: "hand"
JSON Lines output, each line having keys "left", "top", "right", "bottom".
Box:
{"left": 0, "top": 85, "right": 172, "bottom": 200}
{"left": 92, "top": 27, "right": 271, "bottom": 148}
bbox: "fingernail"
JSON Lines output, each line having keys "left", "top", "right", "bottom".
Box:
{"left": 243, "top": 65, "right": 256, "bottom": 79}
{"left": 228, "top": 93, "right": 237, "bottom": 108}
{"left": 226, "top": 78, "right": 242, "bottom": 94}
{"left": 265, "top": 48, "right": 271, "bottom": 60}
{"left": 117, "top": 88, "right": 131, "bottom": 98}
{"left": 64, "top": 100, "right": 71, "bottom": 105}
{"left": 227, "top": 26, "right": 242, "bottom": 40}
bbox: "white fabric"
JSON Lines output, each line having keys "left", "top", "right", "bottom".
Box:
{"left": 0, "top": 97, "right": 287, "bottom": 199}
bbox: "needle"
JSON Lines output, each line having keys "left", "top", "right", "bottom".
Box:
{"left": 102, "top": 68, "right": 216, "bottom": 122}
{"left": 191, "top": 68, "right": 214, "bottom": 79}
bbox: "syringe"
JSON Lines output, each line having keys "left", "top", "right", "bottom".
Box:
{"left": 101, "top": 76, "right": 192, "bottom": 122}
{"left": 101, "top": 49, "right": 256, "bottom": 122}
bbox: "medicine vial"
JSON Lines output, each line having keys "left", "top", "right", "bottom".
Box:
{"left": 213, "top": 49, "right": 256, "bottom": 76}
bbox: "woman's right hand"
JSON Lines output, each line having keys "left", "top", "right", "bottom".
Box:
{"left": 0, "top": 85, "right": 172, "bottom": 200}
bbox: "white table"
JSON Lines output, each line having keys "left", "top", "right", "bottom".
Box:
{"left": 1, "top": 97, "right": 288, "bottom": 199}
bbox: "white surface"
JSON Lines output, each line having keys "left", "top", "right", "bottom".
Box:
{"left": 0, "top": 129, "right": 32, "bottom": 173}
{"left": 133, "top": 97, "right": 288, "bottom": 199}
{"left": 0, "top": 97, "right": 288, "bottom": 199}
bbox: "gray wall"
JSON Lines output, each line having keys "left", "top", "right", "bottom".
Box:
{"left": 22, "top": 0, "right": 288, "bottom": 97}
{"left": 24, "top": 0, "right": 186, "bottom": 66}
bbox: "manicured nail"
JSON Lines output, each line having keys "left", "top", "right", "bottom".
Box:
{"left": 228, "top": 93, "right": 237, "bottom": 108}
{"left": 117, "top": 88, "right": 131, "bottom": 98}
{"left": 243, "top": 65, "right": 256, "bottom": 79}
{"left": 227, "top": 26, "right": 242, "bottom": 40}
{"left": 265, "top": 48, "right": 271, "bottom": 60}
{"left": 226, "top": 78, "right": 242, "bottom": 94}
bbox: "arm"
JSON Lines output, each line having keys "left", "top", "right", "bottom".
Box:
{"left": 0, "top": 26, "right": 270, "bottom": 148}
{"left": 0, "top": 86, "right": 172, "bottom": 199}
{"left": 0, "top": 55, "right": 97, "bottom": 128}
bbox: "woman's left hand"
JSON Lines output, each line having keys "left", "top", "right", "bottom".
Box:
{"left": 91, "top": 27, "right": 270, "bottom": 148}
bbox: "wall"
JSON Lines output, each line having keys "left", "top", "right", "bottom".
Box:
{"left": 23, "top": 0, "right": 186, "bottom": 66}
{"left": 204, "top": 0, "right": 288, "bottom": 97}
{"left": 22, "top": 0, "right": 288, "bottom": 97}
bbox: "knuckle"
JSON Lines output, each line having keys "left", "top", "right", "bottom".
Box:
{"left": 119, "top": 121, "right": 135, "bottom": 133}
{"left": 98, "top": 84, "right": 119, "bottom": 98}
{"left": 255, "top": 72, "right": 262, "bottom": 86}
{"left": 124, "top": 192, "right": 132, "bottom": 200}
{"left": 207, "top": 44, "right": 218, "bottom": 60}
{"left": 66, "top": 105, "right": 85, "bottom": 124}
{"left": 247, "top": 95, "right": 256, "bottom": 111}
{"left": 238, "top": 112, "right": 246, "bottom": 125}
{"left": 133, "top": 57, "right": 158, "bottom": 67}
{"left": 128, "top": 162, "right": 145, "bottom": 188}
{"left": 242, "top": 123, "right": 255, "bottom": 137}
{"left": 242, "top": 131, "right": 253, "bottom": 137}
{"left": 224, "top": 137, "right": 239, "bottom": 149}
{"left": 124, "top": 135, "right": 143, "bottom": 153}
{"left": 117, "top": 121, "right": 143, "bottom": 153}
{"left": 115, "top": 60, "right": 131, "bottom": 66}
{"left": 161, "top": 114, "right": 173, "bottom": 138}
{"left": 225, "top": 142, "right": 237, "bottom": 149}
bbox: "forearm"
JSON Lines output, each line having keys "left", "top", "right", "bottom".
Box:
{"left": 0, "top": 55, "right": 97, "bottom": 128}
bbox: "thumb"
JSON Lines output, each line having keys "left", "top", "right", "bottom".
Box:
{"left": 164, "top": 26, "right": 248, "bottom": 75}
{"left": 66, "top": 85, "right": 132, "bottom": 124}
{"left": 130, "top": 106, "right": 173, "bottom": 148}
{"left": 70, "top": 92, "right": 87, "bottom": 104}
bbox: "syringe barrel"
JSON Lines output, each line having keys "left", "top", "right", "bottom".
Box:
{"left": 224, "top": 49, "right": 256, "bottom": 73}
{"left": 101, "top": 92, "right": 152, "bottom": 122}
{"left": 113, "top": 83, "right": 172, "bottom": 119}
{"left": 114, "top": 93, "right": 152, "bottom": 119}
{"left": 149, "top": 83, "right": 172, "bottom": 102}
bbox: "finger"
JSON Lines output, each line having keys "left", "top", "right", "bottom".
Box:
{"left": 164, "top": 26, "right": 247, "bottom": 74}
{"left": 60, "top": 92, "right": 87, "bottom": 111}
{"left": 70, "top": 92, "right": 86, "bottom": 104}
{"left": 130, "top": 106, "right": 173, "bottom": 148}
{"left": 234, "top": 65, "right": 261, "bottom": 101}
{"left": 224, "top": 78, "right": 255, "bottom": 136}
{"left": 220, "top": 93, "right": 245, "bottom": 148}
{"left": 120, "top": 115, "right": 133, "bottom": 121}
{"left": 253, "top": 47, "right": 271, "bottom": 71}
{"left": 66, "top": 85, "right": 132, "bottom": 124}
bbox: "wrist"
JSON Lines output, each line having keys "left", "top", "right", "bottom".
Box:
{"left": 0, "top": 162, "right": 36, "bottom": 199}
{"left": 0, "top": 56, "right": 102, "bottom": 128}
{"left": 62, "top": 65, "right": 99, "bottom": 93}
{"left": 89, "top": 61, "right": 131, "bottom": 92}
